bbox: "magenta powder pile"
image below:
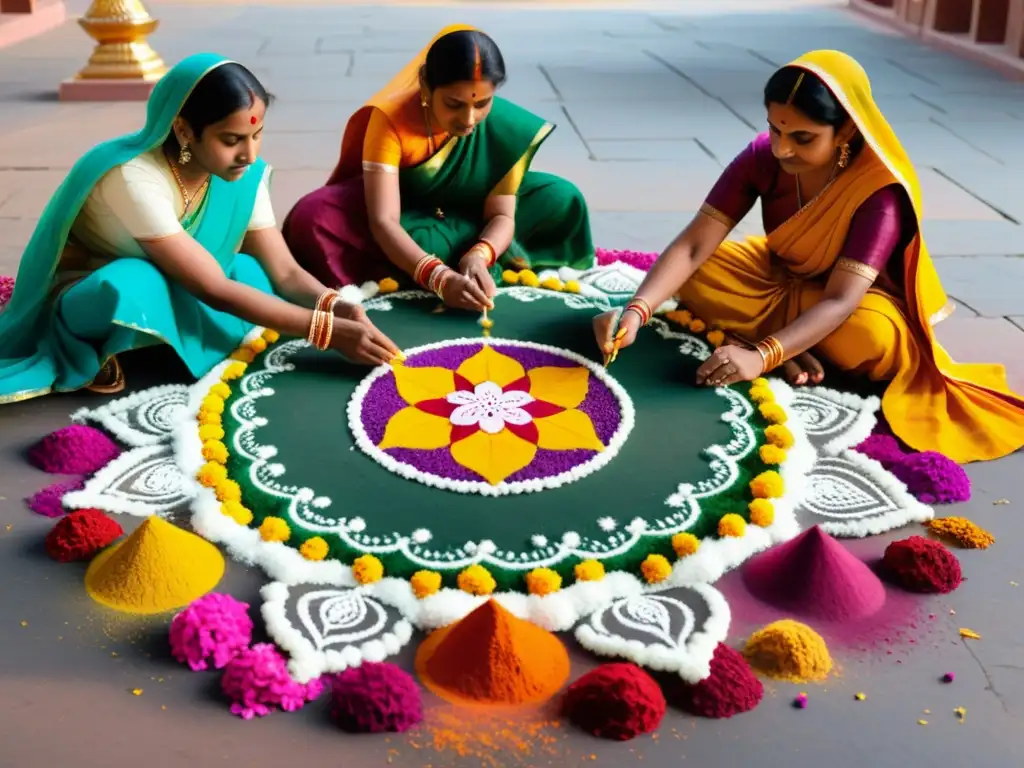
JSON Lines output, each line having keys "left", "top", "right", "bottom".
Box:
{"left": 742, "top": 525, "right": 886, "bottom": 622}
{"left": 27, "top": 425, "right": 120, "bottom": 475}
{"left": 666, "top": 643, "right": 763, "bottom": 719}
{"left": 882, "top": 536, "right": 962, "bottom": 594}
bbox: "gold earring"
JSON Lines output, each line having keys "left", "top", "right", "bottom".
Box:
{"left": 178, "top": 141, "right": 191, "bottom": 165}
{"left": 838, "top": 143, "right": 850, "bottom": 169}
{"left": 420, "top": 94, "right": 428, "bottom": 108}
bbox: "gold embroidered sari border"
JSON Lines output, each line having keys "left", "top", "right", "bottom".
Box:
{"left": 699, "top": 202, "right": 736, "bottom": 230}
{"left": 834, "top": 257, "right": 879, "bottom": 282}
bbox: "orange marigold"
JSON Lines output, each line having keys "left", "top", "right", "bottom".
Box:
{"left": 410, "top": 570, "right": 442, "bottom": 599}
{"left": 352, "top": 555, "right": 384, "bottom": 584}
{"left": 749, "top": 499, "right": 775, "bottom": 527}
{"left": 526, "top": 567, "right": 563, "bottom": 596}
{"left": 641, "top": 554, "right": 672, "bottom": 584}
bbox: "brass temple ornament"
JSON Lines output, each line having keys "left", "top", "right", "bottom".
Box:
{"left": 72, "top": 0, "right": 167, "bottom": 82}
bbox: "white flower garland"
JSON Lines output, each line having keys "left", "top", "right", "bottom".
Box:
{"left": 346, "top": 336, "right": 635, "bottom": 497}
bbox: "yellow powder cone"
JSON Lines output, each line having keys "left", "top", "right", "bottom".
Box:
{"left": 85, "top": 516, "right": 225, "bottom": 615}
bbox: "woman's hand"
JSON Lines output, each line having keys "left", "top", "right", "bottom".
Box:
{"left": 695, "top": 345, "right": 764, "bottom": 387}
{"left": 440, "top": 269, "right": 492, "bottom": 312}
{"left": 328, "top": 314, "right": 401, "bottom": 366}
{"left": 593, "top": 309, "right": 642, "bottom": 365}
{"left": 458, "top": 250, "right": 498, "bottom": 304}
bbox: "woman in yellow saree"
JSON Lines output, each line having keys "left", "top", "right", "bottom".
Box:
{"left": 594, "top": 50, "right": 1024, "bottom": 463}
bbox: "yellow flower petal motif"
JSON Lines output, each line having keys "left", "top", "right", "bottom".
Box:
{"left": 378, "top": 407, "right": 452, "bottom": 451}
{"left": 450, "top": 429, "right": 537, "bottom": 486}
{"left": 455, "top": 345, "right": 526, "bottom": 388}
{"left": 527, "top": 366, "right": 590, "bottom": 409}
{"left": 411, "top": 570, "right": 442, "bottom": 599}
{"left": 535, "top": 409, "right": 604, "bottom": 452}
{"left": 391, "top": 364, "right": 455, "bottom": 405}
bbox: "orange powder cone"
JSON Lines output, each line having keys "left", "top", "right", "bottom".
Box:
{"left": 84, "top": 516, "right": 225, "bottom": 615}
{"left": 415, "top": 599, "right": 571, "bottom": 706}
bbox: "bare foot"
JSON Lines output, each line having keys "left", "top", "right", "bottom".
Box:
{"left": 781, "top": 351, "right": 825, "bottom": 387}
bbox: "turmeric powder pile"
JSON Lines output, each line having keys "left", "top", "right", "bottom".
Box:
{"left": 924, "top": 516, "right": 995, "bottom": 550}
{"left": 743, "top": 620, "right": 832, "bottom": 683}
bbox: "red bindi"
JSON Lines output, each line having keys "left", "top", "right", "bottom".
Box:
{"left": 250, "top": 116, "right": 258, "bottom": 125}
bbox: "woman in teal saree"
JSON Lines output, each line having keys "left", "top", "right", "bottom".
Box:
{"left": 0, "top": 54, "right": 399, "bottom": 405}
{"left": 281, "top": 25, "right": 596, "bottom": 311}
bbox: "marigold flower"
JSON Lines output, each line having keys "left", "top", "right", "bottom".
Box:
{"left": 457, "top": 564, "right": 496, "bottom": 595}
{"left": 221, "top": 500, "right": 253, "bottom": 526}
{"left": 215, "top": 479, "right": 242, "bottom": 503}
{"left": 262, "top": 329, "right": 281, "bottom": 344}
{"left": 201, "top": 439, "right": 229, "bottom": 464}
{"left": 665, "top": 310, "right": 692, "bottom": 326}
{"left": 749, "top": 499, "right": 775, "bottom": 527}
{"left": 751, "top": 470, "right": 785, "bottom": 499}
{"left": 641, "top": 554, "right": 672, "bottom": 584}
{"left": 526, "top": 567, "right": 563, "bottom": 596}
{"left": 259, "top": 516, "right": 290, "bottom": 542}
{"left": 759, "top": 444, "right": 787, "bottom": 465}
{"left": 689, "top": 318, "right": 706, "bottom": 333}
{"left": 196, "top": 461, "right": 228, "bottom": 488}
{"left": 706, "top": 329, "right": 726, "bottom": 347}
{"left": 718, "top": 513, "right": 747, "bottom": 538}
{"left": 574, "top": 560, "right": 605, "bottom": 582}
{"left": 540, "top": 276, "right": 564, "bottom": 292}
{"left": 230, "top": 347, "right": 256, "bottom": 363}
{"left": 197, "top": 410, "right": 222, "bottom": 427}
{"left": 410, "top": 570, "right": 442, "bottom": 599}
{"left": 208, "top": 382, "right": 231, "bottom": 399}
{"left": 248, "top": 337, "right": 267, "bottom": 354}
{"left": 378, "top": 277, "right": 400, "bottom": 294}
{"left": 759, "top": 402, "right": 788, "bottom": 424}
{"left": 749, "top": 385, "right": 774, "bottom": 404}
{"left": 201, "top": 394, "right": 225, "bottom": 415}
{"left": 564, "top": 280, "right": 581, "bottom": 294}
{"left": 353, "top": 555, "right": 384, "bottom": 584}
{"left": 299, "top": 537, "right": 330, "bottom": 561}
{"left": 502, "top": 269, "right": 520, "bottom": 285}
{"left": 221, "top": 362, "right": 247, "bottom": 380}
{"left": 198, "top": 424, "right": 224, "bottom": 442}
{"left": 671, "top": 532, "right": 700, "bottom": 558}
{"left": 765, "top": 424, "right": 795, "bottom": 450}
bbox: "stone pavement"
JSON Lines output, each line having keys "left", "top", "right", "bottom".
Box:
{"left": 1, "top": 3, "right": 1023, "bottom": 767}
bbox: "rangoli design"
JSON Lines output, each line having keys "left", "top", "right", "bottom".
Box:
{"left": 349, "top": 339, "right": 633, "bottom": 493}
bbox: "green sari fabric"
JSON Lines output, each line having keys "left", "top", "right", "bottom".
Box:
{"left": 398, "top": 97, "right": 595, "bottom": 275}
{"left": 0, "top": 53, "right": 273, "bottom": 404}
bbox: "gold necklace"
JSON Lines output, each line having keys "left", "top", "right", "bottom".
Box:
{"left": 165, "top": 151, "right": 209, "bottom": 213}
{"left": 795, "top": 161, "right": 839, "bottom": 211}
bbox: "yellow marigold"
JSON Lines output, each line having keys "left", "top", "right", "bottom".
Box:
{"left": 666, "top": 309, "right": 693, "bottom": 326}
{"left": 208, "top": 382, "right": 231, "bottom": 399}
{"left": 202, "top": 439, "right": 229, "bottom": 464}
{"left": 196, "top": 461, "right": 228, "bottom": 488}
{"left": 765, "top": 424, "right": 795, "bottom": 450}
{"left": 749, "top": 499, "right": 775, "bottom": 527}
{"left": 410, "top": 570, "right": 442, "bottom": 599}
{"left": 689, "top": 318, "right": 707, "bottom": 333}
{"left": 759, "top": 402, "right": 788, "bottom": 424}
{"left": 262, "top": 329, "right": 280, "bottom": 344}
{"left": 502, "top": 269, "right": 520, "bottom": 285}
{"left": 564, "top": 280, "right": 581, "bottom": 294}
{"left": 196, "top": 409, "right": 221, "bottom": 428}
{"left": 518, "top": 269, "right": 540, "bottom": 288}
{"left": 540, "top": 276, "right": 564, "bottom": 292}
{"left": 259, "top": 516, "right": 290, "bottom": 543}
{"left": 299, "top": 537, "right": 330, "bottom": 561}
{"left": 759, "top": 444, "right": 787, "bottom": 465}
{"left": 671, "top": 532, "right": 701, "bottom": 558}
{"left": 574, "top": 560, "right": 605, "bottom": 582}
{"left": 378, "top": 277, "right": 399, "bottom": 293}
{"left": 457, "top": 564, "right": 496, "bottom": 596}
{"left": 215, "top": 479, "right": 242, "bottom": 503}
{"left": 706, "top": 329, "right": 726, "bottom": 347}
{"left": 748, "top": 385, "right": 774, "bottom": 404}
{"left": 231, "top": 348, "right": 256, "bottom": 363}
{"left": 352, "top": 555, "right": 385, "bottom": 584}
{"left": 198, "top": 424, "right": 225, "bottom": 442}
{"left": 248, "top": 337, "right": 267, "bottom": 354}
{"left": 221, "top": 500, "right": 253, "bottom": 526}
{"left": 221, "top": 361, "right": 247, "bottom": 380}
{"left": 201, "top": 394, "right": 225, "bottom": 415}
{"left": 526, "top": 567, "right": 563, "bottom": 596}
{"left": 751, "top": 470, "right": 785, "bottom": 499}
{"left": 718, "top": 513, "right": 747, "bottom": 538}
{"left": 641, "top": 554, "right": 673, "bottom": 584}
{"left": 752, "top": 377, "right": 770, "bottom": 388}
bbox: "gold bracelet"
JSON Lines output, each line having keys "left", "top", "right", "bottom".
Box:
{"left": 754, "top": 335, "right": 785, "bottom": 373}
{"left": 624, "top": 297, "right": 653, "bottom": 326}
{"left": 318, "top": 312, "right": 334, "bottom": 351}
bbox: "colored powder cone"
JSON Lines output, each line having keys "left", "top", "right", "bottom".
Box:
{"left": 415, "top": 599, "right": 570, "bottom": 706}
{"left": 742, "top": 525, "right": 885, "bottom": 622}
{"left": 85, "top": 516, "right": 225, "bottom": 615}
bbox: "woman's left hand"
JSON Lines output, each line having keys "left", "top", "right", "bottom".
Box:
{"left": 695, "top": 345, "right": 764, "bottom": 387}
{"left": 458, "top": 250, "right": 497, "bottom": 305}
{"left": 335, "top": 302, "right": 401, "bottom": 355}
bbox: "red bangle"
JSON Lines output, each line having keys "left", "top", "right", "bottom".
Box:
{"left": 414, "top": 255, "right": 443, "bottom": 289}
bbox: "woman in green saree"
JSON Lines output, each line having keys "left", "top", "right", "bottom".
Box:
{"left": 0, "top": 53, "right": 399, "bottom": 405}
{"left": 281, "top": 25, "right": 595, "bottom": 311}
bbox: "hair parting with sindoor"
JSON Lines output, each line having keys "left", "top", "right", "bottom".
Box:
{"left": 423, "top": 29, "right": 507, "bottom": 90}
{"left": 763, "top": 65, "right": 864, "bottom": 158}
{"left": 163, "top": 62, "right": 273, "bottom": 153}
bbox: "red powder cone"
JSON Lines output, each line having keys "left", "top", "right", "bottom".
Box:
{"left": 414, "top": 599, "right": 570, "bottom": 706}
{"left": 742, "top": 525, "right": 886, "bottom": 622}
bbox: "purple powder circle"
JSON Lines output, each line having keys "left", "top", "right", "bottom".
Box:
{"left": 353, "top": 340, "right": 629, "bottom": 492}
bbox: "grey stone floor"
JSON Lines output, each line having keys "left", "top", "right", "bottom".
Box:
{"left": 1, "top": 1, "right": 1023, "bottom": 766}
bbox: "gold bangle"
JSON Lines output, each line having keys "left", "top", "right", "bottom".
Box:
{"left": 755, "top": 335, "right": 785, "bottom": 372}
{"left": 625, "top": 297, "right": 653, "bottom": 326}
{"left": 318, "top": 312, "right": 334, "bottom": 351}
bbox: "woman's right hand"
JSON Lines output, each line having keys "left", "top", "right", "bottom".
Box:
{"left": 329, "top": 317, "right": 400, "bottom": 366}
{"left": 593, "top": 309, "right": 642, "bottom": 364}
{"left": 440, "top": 269, "right": 492, "bottom": 312}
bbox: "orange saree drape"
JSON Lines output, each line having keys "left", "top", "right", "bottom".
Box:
{"left": 680, "top": 50, "right": 1024, "bottom": 463}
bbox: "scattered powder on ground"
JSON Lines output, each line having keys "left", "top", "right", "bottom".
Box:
{"left": 27, "top": 425, "right": 120, "bottom": 475}
{"left": 84, "top": 516, "right": 225, "bottom": 614}
{"left": 924, "top": 517, "right": 995, "bottom": 550}
{"left": 882, "top": 536, "right": 962, "bottom": 594}
{"left": 666, "top": 643, "right": 763, "bottom": 719}
{"left": 406, "top": 708, "right": 564, "bottom": 768}
{"left": 742, "top": 525, "right": 886, "bottom": 622}
{"left": 415, "top": 599, "right": 570, "bottom": 707}
{"left": 45, "top": 508, "right": 123, "bottom": 562}
{"left": 27, "top": 477, "right": 85, "bottom": 518}
{"left": 743, "top": 620, "right": 833, "bottom": 683}
{"left": 563, "top": 663, "right": 665, "bottom": 740}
